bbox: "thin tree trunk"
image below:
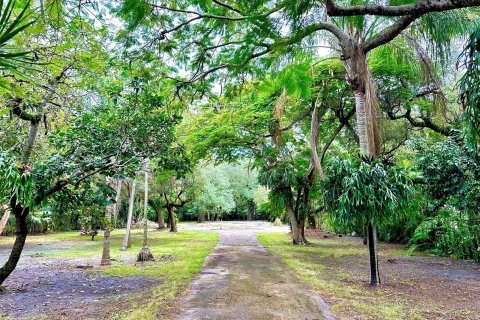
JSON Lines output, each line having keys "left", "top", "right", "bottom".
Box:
{"left": 0, "top": 204, "right": 28, "bottom": 286}
{"left": 2, "top": 69, "right": 69, "bottom": 285}
{"left": 299, "top": 217, "right": 307, "bottom": 244}
{"left": 367, "top": 222, "right": 380, "bottom": 285}
{"left": 138, "top": 166, "right": 154, "bottom": 262}
{"left": 168, "top": 207, "right": 177, "bottom": 233}
{"left": 113, "top": 180, "right": 122, "bottom": 227}
{"left": 307, "top": 210, "right": 316, "bottom": 229}
{"left": 247, "top": 201, "right": 253, "bottom": 221}
{"left": 120, "top": 179, "right": 136, "bottom": 251}
{"left": 344, "top": 47, "right": 382, "bottom": 285}
{"left": 101, "top": 178, "right": 115, "bottom": 266}
{"left": 143, "top": 169, "right": 148, "bottom": 248}
{"left": 0, "top": 205, "right": 11, "bottom": 236}
{"left": 22, "top": 121, "right": 40, "bottom": 164}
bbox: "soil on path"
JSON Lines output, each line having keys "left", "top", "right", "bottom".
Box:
{"left": 174, "top": 225, "right": 333, "bottom": 320}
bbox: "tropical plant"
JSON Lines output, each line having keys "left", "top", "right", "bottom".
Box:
{"left": 323, "top": 156, "right": 413, "bottom": 285}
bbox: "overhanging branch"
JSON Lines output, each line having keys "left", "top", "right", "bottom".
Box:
{"left": 325, "top": 0, "right": 480, "bottom": 17}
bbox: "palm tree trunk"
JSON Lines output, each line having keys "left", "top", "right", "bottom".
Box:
{"left": 344, "top": 46, "right": 382, "bottom": 285}
{"left": 120, "top": 179, "right": 136, "bottom": 251}
{"left": 354, "top": 90, "right": 370, "bottom": 156}
{"left": 367, "top": 222, "right": 381, "bottom": 285}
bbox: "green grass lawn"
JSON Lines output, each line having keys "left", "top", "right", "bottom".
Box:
{"left": 0, "top": 228, "right": 219, "bottom": 320}
{"left": 257, "top": 233, "right": 424, "bottom": 320}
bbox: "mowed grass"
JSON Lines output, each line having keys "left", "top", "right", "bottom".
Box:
{"left": 257, "top": 233, "right": 424, "bottom": 320}
{"left": 0, "top": 227, "right": 219, "bottom": 320}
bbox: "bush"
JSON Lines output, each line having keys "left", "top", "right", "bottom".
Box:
{"left": 410, "top": 206, "right": 480, "bottom": 261}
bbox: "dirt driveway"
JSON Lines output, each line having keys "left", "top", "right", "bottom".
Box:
{"left": 175, "top": 222, "right": 332, "bottom": 320}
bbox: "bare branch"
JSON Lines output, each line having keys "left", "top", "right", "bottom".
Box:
{"left": 325, "top": 0, "right": 480, "bottom": 17}
{"left": 211, "top": 0, "right": 244, "bottom": 15}
{"left": 363, "top": 15, "right": 418, "bottom": 52}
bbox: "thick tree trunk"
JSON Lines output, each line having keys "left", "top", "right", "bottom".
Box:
{"left": 157, "top": 209, "right": 165, "bottom": 229}
{"left": 120, "top": 179, "right": 136, "bottom": 251}
{"left": 354, "top": 90, "right": 370, "bottom": 155}
{"left": 344, "top": 46, "right": 381, "bottom": 158}
{"left": 167, "top": 207, "right": 177, "bottom": 233}
{"left": 0, "top": 205, "right": 28, "bottom": 286}
{"left": 286, "top": 205, "right": 304, "bottom": 245}
{"left": 198, "top": 213, "right": 205, "bottom": 223}
{"left": 367, "top": 222, "right": 380, "bottom": 285}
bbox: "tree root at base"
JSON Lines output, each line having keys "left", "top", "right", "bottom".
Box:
{"left": 137, "top": 247, "right": 155, "bottom": 262}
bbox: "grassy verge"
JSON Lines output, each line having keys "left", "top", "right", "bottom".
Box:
{"left": 257, "top": 233, "right": 424, "bottom": 320}
{"left": 108, "top": 229, "right": 218, "bottom": 320}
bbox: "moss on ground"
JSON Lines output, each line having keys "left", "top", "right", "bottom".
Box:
{"left": 257, "top": 233, "right": 424, "bottom": 320}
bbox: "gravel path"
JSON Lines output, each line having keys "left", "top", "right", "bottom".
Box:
{"left": 175, "top": 222, "right": 333, "bottom": 320}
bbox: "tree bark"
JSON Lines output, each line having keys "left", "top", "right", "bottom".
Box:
{"left": 0, "top": 205, "right": 11, "bottom": 236}
{"left": 167, "top": 206, "right": 177, "bottom": 232}
{"left": 299, "top": 217, "right": 307, "bottom": 244}
{"left": 198, "top": 212, "right": 205, "bottom": 223}
{"left": 286, "top": 205, "right": 304, "bottom": 245}
{"left": 138, "top": 166, "right": 154, "bottom": 262}
{"left": 143, "top": 168, "right": 149, "bottom": 248}
{"left": 101, "top": 178, "right": 115, "bottom": 265}
{"left": 247, "top": 200, "right": 254, "bottom": 221}
{"left": 307, "top": 210, "right": 316, "bottom": 229}
{"left": 120, "top": 179, "right": 136, "bottom": 251}
{"left": 22, "top": 121, "right": 40, "bottom": 164}
{"left": 157, "top": 209, "right": 165, "bottom": 229}
{"left": 344, "top": 46, "right": 382, "bottom": 285}
{"left": 367, "top": 222, "right": 380, "bottom": 285}
{"left": 113, "top": 180, "right": 122, "bottom": 227}
{"left": 0, "top": 204, "right": 28, "bottom": 286}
